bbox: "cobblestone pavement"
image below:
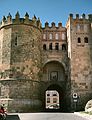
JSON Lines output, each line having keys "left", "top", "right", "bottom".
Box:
{"left": 6, "top": 113, "right": 92, "bottom": 120}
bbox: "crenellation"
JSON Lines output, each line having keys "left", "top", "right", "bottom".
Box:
{"left": 44, "top": 22, "right": 63, "bottom": 29}
{"left": 51, "top": 22, "right": 55, "bottom": 27}
{"left": 82, "top": 13, "right": 85, "bottom": 19}
{"left": 88, "top": 14, "right": 92, "bottom": 21}
{"left": 15, "top": 11, "right": 20, "bottom": 20}
{"left": 37, "top": 17, "right": 42, "bottom": 28}
{"left": 68, "top": 13, "right": 92, "bottom": 21}
{"left": 0, "top": 13, "right": 92, "bottom": 112}
{"left": 0, "top": 13, "right": 42, "bottom": 30}
{"left": 7, "top": 13, "right": 12, "bottom": 24}
{"left": 45, "top": 21, "right": 49, "bottom": 28}
{"left": 24, "top": 12, "right": 29, "bottom": 23}
{"left": 69, "top": 13, "right": 73, "bottom": 18}
{"left": 58, "top": 22, "right": 62, "bottom": 27}
{"left": 76, "top": 14, "right": 79, "bottom": 19}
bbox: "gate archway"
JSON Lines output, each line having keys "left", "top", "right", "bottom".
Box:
{"left": 44, "top": 84, "right": 65, "bottom": 112}
{"left": 42, "top": 61, "right": 66, "bottom": 82}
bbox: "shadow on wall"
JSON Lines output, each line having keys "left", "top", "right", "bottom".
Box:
{"left": 6, "top": 115, "right": 20, "bottom": 120}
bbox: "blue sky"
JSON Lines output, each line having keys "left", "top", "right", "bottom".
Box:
{"left": 0, "top": 0, "right": 92, "bottom": 26}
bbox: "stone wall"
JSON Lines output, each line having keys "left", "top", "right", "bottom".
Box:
{"left": 66, "top": 14, "right": 92, "bottom": 111}
{"left": 0, "top": 79, "right": 42, "bottom": 112}
{"left": 0, "top": 23, "right": 42, "bottom": 81}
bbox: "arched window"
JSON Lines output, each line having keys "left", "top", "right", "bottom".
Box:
{"left": 78, "top": 37, "right": 81, "bottom": 43}
{"left": 84, "top": 37, "right": 88, "bottom": 43}
{"left": 77, "top": 24, "right": 80, "bottom": 31}
{"left": 43, "top": 34, "right": 46, "bottom": 39}
{"left": 49, "top": 33, "right": 52, "bottom": 40}
{"left": 55, "top": 43, "right": 59, "bottom": 50}
{"left": 55, "top": 33, "right": 59, "bottom": 40}
{"left": 62, "top": 44, "right": 66, "bottom": 50}
{"left": 49, "top": 43, "right": 52, "bottom": 50}
{"left": 43, "top": 44, "right": 46, "bottom": 50}
{"left": 62, "top": 33, "right": 65, "bottom": 40}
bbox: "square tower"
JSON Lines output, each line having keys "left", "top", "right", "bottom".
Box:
{"left": 66, "top": 14, "right": 92, "bottom": 110}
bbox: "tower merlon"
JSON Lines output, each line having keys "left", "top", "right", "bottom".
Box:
{"left": 7, "top": 13, "right": 12, "bottom": 23}
{"left": 51, "top": 22, "right": 55, "bottom": 27}
{"left": 0, "top": 12, "right": 42, "bottom": 29}
{"left": 58, "top": 22, "right": 62, "bottom": 27}
{"left": 82, "top": 13, "right": 85, "bottom": 19}
{"left": 45, "top": 21, "right": 49, "bottom": 28}
{"left": 88, "top": 14, "right": 92, "bottom": 21}
{"left": 69, "top": 13, "right": 73, "bottom": 18}
{"left": 76, "top": 14, "right": 79, "bottom": 19}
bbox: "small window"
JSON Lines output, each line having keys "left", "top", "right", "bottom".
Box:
{"left": 62, "top": 44, "right": 66, "bottom": 50}
{"left": 62, "top": 33, "right": 65, "bottom": 40}
{"left": 55, "top": 43, "right": 59, "bottom": 50}
{"left": 47, "top": 94, "right": 50, "bottom": 96}
{"left": 78, "top": 37, "right": 81, "bottom": 43}
{"left": 15, "top": 36, "right": 17, "bottom": 46}
{"left": 55, "top": 33, "right": 59, "bottom": 40}
{"left": 43, "top": 34, "right": 46, "bottom": 39}
{"left": 47, "top": 98, "right": 50, "bottom": 103}
{"left": 43, "top": 44, "right": 46, "bottom": 50}
{"left": 53, "top": 93, "right": 57, "bottom": 96}
{"left": 49, "top": 33, "right": 52, "bottom": 40}
{"left": 77, "top": 24, "right": 80, "bottom": 31}
{"left": 53, "top": 98, "right": 57, "bottom": 103}
{"left": 84, "top": 37, "right": 88, "bottom": 43}
{"left": 49, "top": 43, "right": 52, "bottom": 50}
{"left": 84, "top": 25, "right": 88, "bottom": 32}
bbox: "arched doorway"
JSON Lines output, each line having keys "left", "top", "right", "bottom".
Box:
{"left": 42, "top": 61, "right": 66, "bottom": 82}
{"left": 44, "top": 84, "right": 65, "bottom": 112}
{"left": 41, "top": 61, "right": 68, "bottom": 112}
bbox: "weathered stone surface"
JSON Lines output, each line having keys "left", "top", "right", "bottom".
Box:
{"left": 0, "top": 13, "right": 92, "bottom": 112}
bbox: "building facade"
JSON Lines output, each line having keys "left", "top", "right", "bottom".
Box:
{"left": 0, "top": 12, "right": 92, "bottom": 112}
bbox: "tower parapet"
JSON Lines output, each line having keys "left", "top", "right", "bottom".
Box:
{"left": 68, "top": 13, "right": 92, "bottom": 21}
{"left": 44, "top": 21, "right": 63, "bottom": 29}
{"left": 0, "top": 12, "right": 42, "bottom": 29}
{"left": 88, "top": 14, "right": 92, "bottom": 21}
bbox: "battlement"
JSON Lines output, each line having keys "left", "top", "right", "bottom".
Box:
{"left": 69, "top": 13, "right": 92, "bottom": 21}
{"left": 44, "top": 21, "right": 63, "bottom": 29}
{"left": 0, "top": 12, "right": 42, "bottom": 29}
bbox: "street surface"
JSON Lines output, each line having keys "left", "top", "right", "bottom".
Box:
{"left": 6, "top": 113, "right": 91, "bottom": 120}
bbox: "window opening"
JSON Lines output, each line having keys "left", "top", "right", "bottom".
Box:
{"left": 49, "top": 43, "right": 52, "bottom": 50}
{"left": 55, "top": 43, "right": 59, "bottom": 50}
{"left": 53, "top": 93, "right": 57, "bottom": 96}
{"left": 15, "top": 36, "right": 17, "bottom": 46}
{"left": 53, "top": 98, "right": 57, "bottom": 103}
{"left": 47, "top": 98, "right": 50, "bottom": 103}
{"left": 62, "top": 33, "right": 65, "bottom": 40}
{"left": 43, "top": 34, "right": 46, "bottom": 39}
{"left": 49, "top": 33, "right": 52, "bottom": 40}
{"left": 43, "top": 44, "right": 46, "bottom": 50}
{"left": 62, "top": 44, "right": 66, "bottom": 50}
{"left": 78, "top": 37, "right": 81, "bottom": 43}
{"left": 47, "top": 94, "right": 50, "bottom": 96}
{"left": 84, "top": 37, "right": 88, "bottom": 43}
{"left": 55, "top": 33, "right": 59, "bottom": 40}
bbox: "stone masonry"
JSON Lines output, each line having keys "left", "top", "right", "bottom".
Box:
{"left": 0, "top": 12, "right": 92, "bottom": 112}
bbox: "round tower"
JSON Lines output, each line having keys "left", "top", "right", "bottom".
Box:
{"left": 0, "top": 12, "right": 42, "bottom": 112}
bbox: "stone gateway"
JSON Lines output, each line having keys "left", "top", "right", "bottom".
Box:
{"left": 0, "top": 12, "right": 92, "bottom": 112}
